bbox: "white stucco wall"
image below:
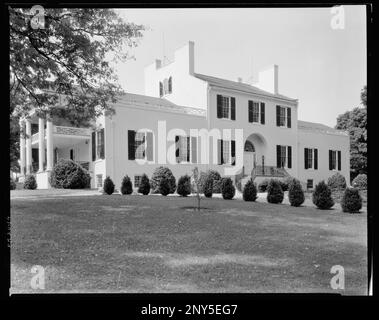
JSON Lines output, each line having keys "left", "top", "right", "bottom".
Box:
{"left": 297, "top": 129, "right": 350, "bottom": 186}
{"left": 144, "top": 42, "right": 208, "bottom": 110}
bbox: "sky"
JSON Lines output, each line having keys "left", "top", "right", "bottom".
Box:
{"left": 114, "top": 6, "right": 366, "bottom": 127}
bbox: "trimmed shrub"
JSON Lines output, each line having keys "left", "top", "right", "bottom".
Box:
{"left": 103, "top": 176, "right": 115, "bottom": 195}
{"left": 212, "top": 179, "right": 223, "bottom": 193}
{"left": 138, "top": 174, "right": 151, "bottom": 195}
{"left": 312, "top": 181, "right": 334, "bottom": 209}
{"left": 151, "top": 167, "right": 176, "bottom": 194}
{"left": 243, "top": 179, "right": 257, "bottom": 202}
{"left": 327, "top": 172, "right": 347, "bottom": 190}
{"left": 352, "top": 174, "right": 367, "bottom": 190}
{"left": 288, "top": 178, "right": 305, "bottom": 207}
{"left": 221, "top": 177, "right": 235, "bottom": 200}
{"left": 177, "top": 175, "right": 191, "bottom": 197}
{"left": 159, "top": 177, "right": 171, "bottom": 196}
{"left": 10, "top": 177, "right": 16, "bottom": 190}
{"left": 50, "top": 159, "right": 91, "bottom": 189}
{"left": 206, "top": 170, "right": 221, "bottom": 182}
{"left": 24, "top": 174, "right": 37, "bottom": 190}
{"left": 120, "top": 175, "right": 133, "bottom": 195}
{"left": 258, "top": 179, "right": 270, "bottom": 192}
{"left": 267, "top": 179, "right": 284, "bottom": 204}
{"left": 203, "top": 176, "right": 213, "bottom": 198}
{"left": 341, "top": 188, "right": 362, "bottom": 213}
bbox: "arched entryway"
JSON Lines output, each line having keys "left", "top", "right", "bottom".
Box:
{"left": 244, "top": 133, "right": 267, "bottom": 176}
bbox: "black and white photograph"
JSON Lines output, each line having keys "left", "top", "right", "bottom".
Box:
{"left": 7, "top": 4, "right": 370, "bottom": 299}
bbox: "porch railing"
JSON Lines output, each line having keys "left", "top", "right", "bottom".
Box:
{"left": 252, "top": 165, "right": 289, "bottom": 178}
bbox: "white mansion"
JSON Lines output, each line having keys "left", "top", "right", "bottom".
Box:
{"left": 18, "top": 41, "right": 350, "bottom": 190}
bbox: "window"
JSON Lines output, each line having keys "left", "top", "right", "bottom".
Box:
{"left": 96, "top": 174, "right": 103, "bottom": 188}
{"left": 277, "top": 145, "right": 292, "bottom": 168}
{"left": 134, "top": 175, "right": 142, "bottom": 188}
{"left": 179, "top": 136, "right": 189, "bottom": 162}
{"left": 95, "top": 128, "right": 105, "bottom": 160}
{"left": 159, "top": 82, "right": 163, "bottom": 97}
{"left": 159, "top": 77, "right": 173, "bottom": 96}
{"left": 276, "top": 106, "right": 291, "bottom": 128}
{"left": 135, "top": 132, "right": 145, "bottom": 160}
{"left": 128, "top": 130, "right": 154, "bottom": 161}
{"left": 252, "top": 102, "right": 260, "bottom": 122}
{"left": 223, "top": 140, "right": 230, "bottom": 164}
{"left": 221, "top": 96, "right": 230, "bottom": 119}
{"left": 305, "top": 148, "right": 318, "bottom": 170}
{"left": 307, "top": 179, "right": 313, "bottom": 189}
{"left": 217, "top": 95, "right": 236, "bottom": 120}
{"left": 168, "top": 77, "right": 172, "bottom": 93}
{"left": 329, "top": 150, "right": 341, "bottom": 171}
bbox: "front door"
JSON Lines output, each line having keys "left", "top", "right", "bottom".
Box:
{"left": 244, "top": 152, "right": 255, "bottom": 176}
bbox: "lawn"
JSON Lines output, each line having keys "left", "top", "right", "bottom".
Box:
{"left": 10, "top": 193, "right": 367, "bottom": 294}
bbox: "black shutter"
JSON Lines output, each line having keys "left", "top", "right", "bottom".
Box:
{"left": 128, "top": 130, "right": 135, "bottom": 160}
{"left": 146, "top": 131, "right": 153, "bottom": 161}
{"left": 304, "top": 148, "right": 308, "bottom": 169}
{"left": 314, "top": 148, "right": 318, "bottom": 170}
{"left": 329, "top": 150, "right": 333, "bottom": 170}
{"left": 231, "top": 140, "right": 236, "bottom": 166}
{"left": 175, "top": 136, "right": 180, "bottom": 162}
{"left": 168, "top": 77, "right": 172, "bottom": 93}
{"left": 100, "top": 128, "right": 105, "bottom": 159}
{"left": 276, "top": 145, "right": 281, "bottom": 168}
{"left": 218, "top": 139, "right": 223, "bottom": 165}
{"left": 159, "top": 82, "right": 163, "bottom": 97}
{"left": 287, "top": 108, "right": 291, "bottom": 128}
{"left": 217, "top": 95, "right": 222, "bottom": 118}
{"left": 338, "top": 151, "right": 341, "bottom": 171}
{"left": 92, "top": 131, "right": 96, "bottom": 161}
{"left": 248, "top": 101, "right": 253, "bottom": 123}
{"left": 276, "top": 105, "right": 280, "bottom": 126}
{"left": 260, "top": 102, "right": 265, "bottom": 124}
{"left": 231, "top": 97, "right": 236, "bottom": 120}
{"left": 287, "top": 146, "right": 292, "bottom": 169}
{"left": 187, "top": 137, "right": 190, "bottom": 162}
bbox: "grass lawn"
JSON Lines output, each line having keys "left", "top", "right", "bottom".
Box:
{"left": 10, "top": 193, "right": 367, "bottom": 294}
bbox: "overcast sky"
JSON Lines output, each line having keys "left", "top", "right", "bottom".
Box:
{"left": 114, "top": 6, "right": 366, "bottom": 127}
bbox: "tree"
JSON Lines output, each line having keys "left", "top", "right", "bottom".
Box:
{"left": 10, "top": 8, "right": 144, "bottom": 169}
{"left": 335, "top": 86, "right": 367, "bottom": 180}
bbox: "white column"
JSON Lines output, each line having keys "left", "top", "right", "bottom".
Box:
{"left": 19, "top": 120, "right": 26, "bottom": 176}
{"left": 46, "top": 119, "right": 53, "bottom": 171}
{"left": 38, "top": 117, "right": 45, "bottom": 172}
{"left": 25, "top": 119, "right": 32, "bottom": 174}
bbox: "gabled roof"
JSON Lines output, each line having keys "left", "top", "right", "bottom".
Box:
{"left": 115, "top": 92, "right": 206, "bottom": 117}
{"left": 194, "top": 73, "right": 297, "bottom": 103}
{"left": 298, "top": 120, "right": 348, "bottom": 136}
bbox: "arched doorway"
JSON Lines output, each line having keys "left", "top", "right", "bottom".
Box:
{"left": 244, "top": 133, "right": 267, "bottom": 176}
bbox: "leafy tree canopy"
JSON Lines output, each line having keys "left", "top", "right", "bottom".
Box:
{"left": 10, "top": 8, "right": 144, "bottom": 126}
{"left": 335, "top": 86, "right": 367, "bottom": 178}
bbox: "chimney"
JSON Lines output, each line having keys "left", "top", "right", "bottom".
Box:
{"left": 174, "top": 41, "right": 195, "bottom": 75}
{"left": 255, "top": 64, "right": 279, "bottom": 95}
{"left": 155, "top": 59, "right": 162, "bottom": 69}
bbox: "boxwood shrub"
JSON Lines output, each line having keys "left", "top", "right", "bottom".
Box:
{"left": 288, "top": 178, "right": 305, "bottom": 207}
{"left": 221, "top": 177, "right": 235, "bottom": 200}
{"left": 177, "top": 175, "right": 191, "bottom": 197}
{"left": 103, "top": 176, "right": 115, "bottom": 195}
{"left": 24, "top": 174, "right": 37, "bottom": 190}
{"left": 159, "top": 177, "right": 171, "bottom": 196}
{"left": 312, "top": 181, "right": 334, "bottom": 209}
{"left": 352, "top": 174, "right": 367, "bottom": 190}
{"left": 138, "top": 174, "right": 151, "bottom": 195}
{"left": 50, "top": 159, "right": 91, "bottom": 189}
{"left": 120, "top": 175, "right": 133, "bottom": 195}
{"left": 243, "top": 179, "right": 257, "bottom": 202}
{"left": 151, "top": 166, "right": 176, "bottom": 194}
{"left": 341, "top": 188, "right": 362, "bottom": 213}
{"left": 203, "top": 176, "right": 213, "bottom": 198}
{"left": 327, "top": 172, "right": 347, "bottom": 190}
{"left": 267, "top": 179, "right": 284, "bottom": 204}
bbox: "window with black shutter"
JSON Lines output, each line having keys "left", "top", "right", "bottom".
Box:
{"left": 168, "top": 77, "right": 172, "bottom": 93}
{"left": 186, "top": 137, "right": 190, "bottom": 162}
{"left": 304, "top": 148, "right": 308, "bottom": 169}
{"left": 329, "top": 150, "right": 333, "bottom": 170}
{"left": 218, "top": 139, "right": 223, "bottom": 165}
{"left": 217, "top": 95, "right": 222, "bottom": 118}
{"left": 128, "top": 130, "right": 136, "bottom": 160}
{"left": 260, "top": 102, "right": 265, "bottom": 124}
{"left": 159, "top": 82, "right": 163, "bottom": 97}
{"left": 175, "top": 136, "right": 180, "bottom": 163}
{"left": 276, "top": 145, "right": 281, "bottom": 168}
{"left": 276, "top": 105, "right": 280, "bottom": 126}
{"left": 338, "top": 151, "right": 341, "bottom": 171}
{"left": 97, "top": 128, "right": 105, "bottom": 159}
